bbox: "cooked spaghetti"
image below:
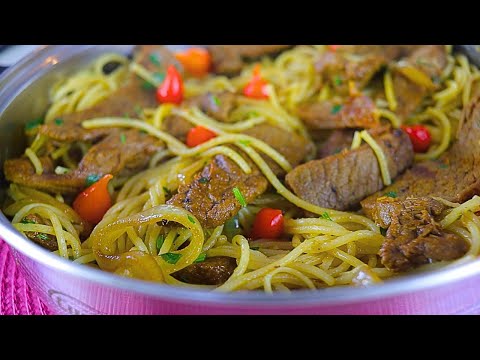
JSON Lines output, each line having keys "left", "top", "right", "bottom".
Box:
{"left": 3, "top": 45, "right": 480, "bottom": 292}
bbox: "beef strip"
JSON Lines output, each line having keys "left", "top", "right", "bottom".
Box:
{"left": 361, "top": 94, "right": 480, "bottom": 216}
{"left": 172, "top": 256, "right": 237, "bottom": 285}
{"left": 285, "top": 129, "right": 414, "bottom": 210}
{"left": 297, "top": 95, "right": 379, "bottom": 130}
{"left": 21, "top": 214, "right": 58, "bottom": 251}
{"left": 4, "top": 130, "right": 165, "bottom": 194}
{"left": 391, "top": 45, "right": 448, "bottom": 119}
{"left": 316, "top": 130, "right": 355, "bottom": 159}
{"left": 167, "top": 153, "right": 268, "bottom": 229}
{"left": 207, "top": 45, "right": 292, "bottom": 76}
{"left": 370, "top": 197, "right": 468, "bottom": 272}
{"left": 38, "top": 45, "right": 180, "bottom": 143}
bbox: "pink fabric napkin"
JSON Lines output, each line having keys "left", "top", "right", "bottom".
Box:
{"left": 0, "top": 239, "right": 51, "bottom": 315}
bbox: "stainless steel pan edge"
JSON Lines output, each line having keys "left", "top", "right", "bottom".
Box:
{"left": 1, "top": 45, "right": 480, "bottom": 314}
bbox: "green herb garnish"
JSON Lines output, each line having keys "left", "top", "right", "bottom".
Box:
{"left": 163, "top": 186, "right": 172, "bottom": 197}
{"left": 439, "top": 163, "right": 449, "bottom": 169}
{"left": 25, "top": 118, "right": 44, "bottom": 131}
{"left": 331, "top": 104, "right": 343, "bottom": 115}
{"left": 142, "top": 81, "right": 156, "bottom": 90}
{"left": 54, "top": 118, "right": 64, "bottom": 126}
{"left": 247, "top": 111, "right": 259, "bottom": 118}
{"left": 161, "top": 252, "right": 182, "bottom": 264}
{"left": 239, "top": 139, "right": 251, "bottom": 147}
{"left": 37, "top": 233, "right": 50, "bottom": 241}
{"left": 153, "top": 72, "right": 165, "bottom": 83}
{"left": 320, "top": 212, "right": 333, "bottom": 221}
{"left": 198, "top": 177, "right": 209, "bottom": 184}
{"left": 211, "top": 95, "right": 221, "bottom": 107}
{"left": 120, "top": 133, "right": 127, "bottom": 144}
{"left": 334, "top": 75, "right": 343, "bottom": 86}
{"left": 85, "top": 174, "right": 101, "bottom": 187}
{"left": 385, "top": 191, "right": 397, "bottom": 198}
{"left": 21, "top": 218, "right": 36, "bottom": 224}
{"left": 156, "top": 235, "right": 165, "bottom": 251}
{"left": 149, "top": 53, "right": 161, "bottom": 66}
{"left": 194, "top": 253, "right": 207, "bottom": 263}
{"left": 233, "top": 187, "right": 247, "bottom": 207}
{"left": 187, "top": 215, "right": 196, "bottom": 224}
{"left": 380, "top": 227, "right": 387, "bottom": 236}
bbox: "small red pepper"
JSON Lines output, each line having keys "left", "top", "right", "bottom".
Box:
{"left": 401, "top": 125, "right": 432, "bottom": 153}
{"left": 186, "top": 126, "right": 217, "bottom": 147}
{"left": 250, "top": 208, "right": 284, "bottom": 240}
{"left": 73, "top": 174, "right": 113, "bottom": 224}
{"left": 243, "top": 64, "right": 269, "bottom": 99}
{"left": 156, "top": 65, "right": 184, "bottom": 104}
{"left": 175, "top": 47, "right": 212, "bottom": 77}
{"left": 328, "top": 45, "right": 341, "bottom": 52}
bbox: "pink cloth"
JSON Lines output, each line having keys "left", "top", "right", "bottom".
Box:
{"left": 0, "top": 239, "right": 51, "bottom": 315}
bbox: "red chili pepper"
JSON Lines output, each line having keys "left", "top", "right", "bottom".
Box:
{"left": 401, "top": 125, "right": 432, "bottom": 153}
{"left": 156, "top": 65, "right": 184, "bottom": 104}
{"left": 328, "top": 45, "right": 341, "bottom": 52}
{"left": 186, "top": 126, "right": 217, "bottom": 147}
{"left": 175, "top": 47, "right": 211, "bottom": 78}
{"left": 250, "top": 208, "right": 284, "bottom": 240}
{"left": 243, "top": 64, "right": 269, "bottom": 99}
{"left": 73, "top": 174, "right": 113, "bottom": 224}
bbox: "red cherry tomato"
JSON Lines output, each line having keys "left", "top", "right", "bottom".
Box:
{"left": 401, "top": 125, "right": 432, "bottom": 153}
{"left": 175, "top": 47, "right": 211, "bottom": 77}
{"left": 328, "top": 45, "right": 341, "bottom": 52}
{"left": 243, "top": 64, "right": 269, "bottom": 99}
{"left": 156, "top": 65, "right": 184, "bottom": 104}
{"left": 73, "top": 174, "right": 113, "bottom": 224}
{"left": 186, "top": 126, "right": 217, "bottom": 147}
{"left": 250, "top": 208, "right": 284, "bottom": 240}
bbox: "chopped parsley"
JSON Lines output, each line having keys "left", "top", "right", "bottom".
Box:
{"left": 163, "top": 186, "right": 172, "bottom": 197}
{"left": 187, "top": 215, "right": 196, "bottom": 224}
{"left": 25, "top": 118, "right": 44, "bottom": 131}
{"left": 439, "top": 163, "right": 449, "bottom": 169}
{"left": 320, "top": 212, "right": 333, "bottom": 221}
{"left": 54, "top": 118, "right": 64, "bottom": 126}
{"left": 233, "top": 187, "right": 247, "bottom": 207}
{"left": 194, "top": 253, "right": 207, "bottom": 263}
{"left": 85, "top": 174, "right": 101, "bottom": 187}
{"left": 149, "top": 53, "right": 161, "bottom": 66}
{"left": 385, "top": 191, "right": 397, "bottom": 198}
{"left": 21, "top": 218, "right": 36, "bottom": 224}
{"left": 380, "top": 227, "right": 387, "bottom": 236}
{"left": 333, "top": 75, "right": 343, "bottom": 86}
{"left": 161, "top": 252, "right": 182, "bottom": 264}
{"left": 120, "top": 133, "right": 127, "bottom": 144}
{"left": 331, "top": 104, "right": 343, "bottom": 115}
{"left": 156, "top": 235, "right": 165, "bottom": 251}
{"left": 37, "top": 233, "right": 50, "bottom": 241}
{"left": 142, "top": 81, "right": 156, "bottom": 90}
{"left": 211, "top": 95, "right": 221, "bottom": 108}
{"left": 238, "top": 139, "right": 251, "bottom": 147}
{"left": 247, "top": 111, "right": 259, "bottom": 118}
{"left": 152, "top": 72, "right": 165, "bottom": 83}
{"left": 198, "top": 177, "right": 209, "bottom": 184}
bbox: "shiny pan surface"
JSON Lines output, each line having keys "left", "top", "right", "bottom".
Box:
{"left": 1, "top": 45, "right": 480, "bottom": 315}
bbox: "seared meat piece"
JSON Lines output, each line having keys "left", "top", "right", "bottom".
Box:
{"left": 391, "top": 45, "right": 448, "bottom": 119}
{"left": 172, "top": 256, "right": 237, "bottom": 285}
{"left": 38, "top": 45, "right": 180, "bottom": 143}
{"left": 316, "top": 130, "right": 355, "bottom": 158}
{"left": 207, "top": 45, "right": 292, "bottom": 76}
{"left": 285, "top": 129, "right": 414, "bottom": 210}
{"left": 362, "top": 94, "right": 480, "bottom": 216}
{"left": 21, "top": 214, "right": 58, "bottom": 251}
{"left": 297, "top": 96, "right": 379, "bottom": 130}
{"left": 338, "top": 45, "right": 422, "bottom": 61}
{"left": 242, "top": 124, "right": 314, "bottom": 175}
{"left": 370, "top": 197, "right": 468, "bottom": 272}
{"left": 4, "top": 130, "right": 165, "bottom": 194}
{"left": 167, "top": 154, "right": 268, "bottom": 229}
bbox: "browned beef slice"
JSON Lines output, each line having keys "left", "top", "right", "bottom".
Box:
{"left": 167, "top": 154, "right": 268, "bottom": 228}
{"left": 242, "top": 124, "right": 314, "bottom": 175}
{"left": 361, "top": 94, "right": 480, "bottom": 216}
{"left": 370, "top": 197, "right": 468, "bottom": 272}
{"left": 207, "top": 45, "right": 292, "bottom": 75}
{"left": 316, "top": 130, "right": 355, "bottom": 158}
{"left": 285, "top": 129, "right": 414, "bottom": 210}
{"left": 4, "top": 130, "right": 165, "bottom": 194}
{"left": 22, "top": 214, "right": 58, "bottom": 251}
{"left": 38, "top": 45, "right": 179, "bottom": 143}
{"left": 392, "top": 45, "right": 447, "bottom": 119}
{"left": 172, "top": 256, "right": 237, "bottom": 285}
{"left": 297, "top": 95, "right": 379, "bottom": 131}
{"left": 338, "top": 45, "right": 422, "bottom": 61}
